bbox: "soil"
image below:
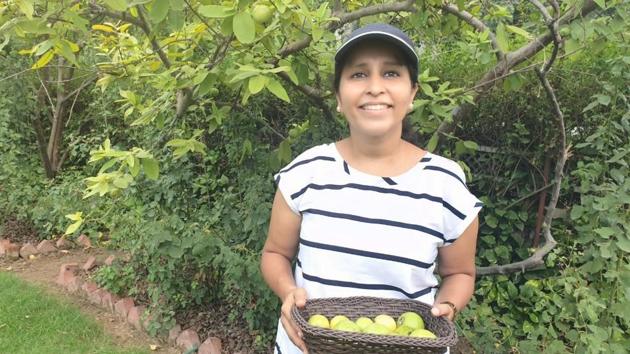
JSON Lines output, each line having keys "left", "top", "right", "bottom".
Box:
{"left": 0, "top": 216, "right": 40, "bottom": 245}
{"left": 0, "top": 248, "right": 179, "bottom": 354}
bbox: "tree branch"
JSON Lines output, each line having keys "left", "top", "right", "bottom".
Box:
{"left": 435, "top": 0, "right": 599, "bottom": 141}
{"left": 64, "top": 76, "right": 97, "bottom": 128}
{"left": 62, "top": 76, "right": 97, "bottom": 103}
{"left": 135, "top": 6, "right": 172, "bottom": 69}
{"left": 278, "top": 0, "right": 416, "bottom": 58}
{"left": 336, "top": 0, "right": 415, "bottom": 24}
{"left": 87, "top": 2, "right": 143, "bottom": 27}
{"left": 206, "top": 35, "right": 233, "bottom": 70}
{"left": 477, "top": 3, "right": 568, "bottom": 276}
{"left": 441, "top": 3, "right": 504, "bottom": 61}
{"left": 36, "top": 72, "right": 55, "bottom": 122}
{"left": 541, "top": 0, "right": 562, "bottom": 74}
{"left": 528, "top": 0, "right": 553, "bottom": 22}
{"left": 277, "top": 72, "right": 333, "bottom": 121}
{"left": 34, "top": 85, "right": 54, "bottom": 179}
{"left": 477, "top": 230, "right": 555, "bottom": 275}
{"left": 182, "top": 0, "right": 221, "bottom": 38}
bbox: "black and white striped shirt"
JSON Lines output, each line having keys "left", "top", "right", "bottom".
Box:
{"left": 273, "top": 143, "right": 482, "bottom": 354}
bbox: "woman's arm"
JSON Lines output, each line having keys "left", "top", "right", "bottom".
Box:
{"left": 432, "top": 216, "right": 479, "bottom": 320}
{"left": 261, "top": 189, "right": 302, "bottom": 299}
{"left": 260, "top": 189, "right": 309, "bottom": 352}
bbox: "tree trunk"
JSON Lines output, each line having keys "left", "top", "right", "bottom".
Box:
{"left": 34, "top": 57, "right": 76, "bottom": 179}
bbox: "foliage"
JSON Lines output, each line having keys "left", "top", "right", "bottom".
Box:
{"left": 1, "top": 0, "right": 629, "bottom": 352}
{"left": 456, "top": 47, "right": 629, "bottom": 353}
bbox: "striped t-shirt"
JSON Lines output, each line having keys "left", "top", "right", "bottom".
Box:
{"left": 273, "top": 143, "right": 482, "bottom": 354}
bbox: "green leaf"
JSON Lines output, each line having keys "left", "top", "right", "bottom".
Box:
{"left": 607, "top": 149, "right": 628, "bottom": 164}
{"left": 233, "top": 11, "right": 255, "bottom": 44}
{"left": 15, "top": 19, "right": 53, "bottom": 34}
{"left": 32, "top": 50, "right": 54, "bottom": 69}
{"left": 112, "top": 175, "right": 131, "bottom": 188}
{"left": 593, "top": 0, "right": 606, "bottom": 9}
{"left": 54, "top": 40, "right": 77, "bottom": 65}
{"left": 197, "top": 74, "right": 216, "bottom": 96}
{"left": 425, "top": 132, "right": 439, "bottom": 152}
{"left": 420, "top": 83, "right": 434, "bottom": 95}
{"left": 65, "top": 212, "right": 83, "bottom": 221}
{"left": 564, "top": 38, "right": 580, "bottom": 58}
{"left": 594, "top": 227, "right": 615, "bottom": 238}
{"left": 582, "top": 100, "right": 599, "bottom": 112}
{"left": 248, "top": 75, "right": 267, "bottom": 94}
{"left": 503, "top": 74, "right": 524, "bottom": 92}
{"left": 495, "top": 22, "right": 509, "bottom": 52}
{"left": 104, "top": 0, "right": 128, "bottom": 12}
{"left": 198, "top": 5, "right": 234, "bottom": 18}
{"left": 266, "top": 78, "right": 290, "bottom": 102}
{"left": 616, "top": 236, "right": 630, "bottom": 252}
{"left": 0, "top": 35, "right": 10, "bottom": 52}
{"left": 485, "top": 214, "right": 498, "bottom": 228}
{"left": 98, "top": 159, "right": 118, "bottom": 174}
{"left": 65, "top": 220, "right": 83, "bottom": 235}
{"left": 149, "top": 0, "right": 170, "bottom": 23}
{"left": 141, "top": 158, "right": 159, "bottom": 180}
{"left": 596, "top": 94, "right": 611, "bottom": 106}
{"left": 505, "top": 25, "right": 532, "bottom": 39}
{"left": 34, "top": 40, "right": 53, "bottom": 56}
{"left": 166, "top": 244, "right": 184, "bottom": 258}
{"left": 277, "top": 140, "right": 291, "bottom": 163}
{"left": 221, "top": 16, "right": 233, "bottom": 36}
{"left": 463, "top": 140, "right": 479, "bottom": 150}
{"left": 129, "top": 157, "right": 141, "bottom": 177}
{"left": 167, "top": 9, "right": 184, "bottom": 29}
{"left": 169, "top": 0, "right": 184, "bottom": 11}
{"left": 15, "top": 0, "right": 34, "bottom": 19}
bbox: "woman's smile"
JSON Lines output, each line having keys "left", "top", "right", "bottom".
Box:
{"left": 359, "top": 103, "right": 393, "bottom": 111}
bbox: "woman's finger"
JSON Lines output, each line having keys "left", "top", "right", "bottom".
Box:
{"left": 281, "top": 314, "right": 308, "bottom": 352}
{"left": 430, "top": 304, "right": 454, "bottom": 320}
{"left": 293, "top": 288, "right": 308, "bottom": 307}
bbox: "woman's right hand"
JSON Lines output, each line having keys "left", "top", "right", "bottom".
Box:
{"left": 281, "top": 287, "right": 309, "bottom": 353}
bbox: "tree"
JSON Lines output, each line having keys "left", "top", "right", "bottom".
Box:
{"left": 1, "top": 0, "right": 625, "bottom": 269}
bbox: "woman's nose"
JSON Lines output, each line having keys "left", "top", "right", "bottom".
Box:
{"left": 366, "top": 75, "right": 385, "bottom": 96}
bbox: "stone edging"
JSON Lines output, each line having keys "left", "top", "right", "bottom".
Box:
{"left": 1, "top": 236, "right": 224, "bottom": 354}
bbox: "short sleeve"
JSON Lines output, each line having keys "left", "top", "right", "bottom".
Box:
{"left": 273, "top": 147, "right": 331, "bottom": 215}
{"left": 273, "top": 162, "right": 310, "bottom": 215}
{"left": 441, "top": 164, "right": 483, "bottom": 246}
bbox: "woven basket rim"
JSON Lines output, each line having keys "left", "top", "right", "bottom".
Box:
{"left": 292, "top": 296, "right": 458, "bottom": 350}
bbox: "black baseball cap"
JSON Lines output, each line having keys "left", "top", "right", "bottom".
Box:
{"left": 335, "top": 23, "right": 419, "bottom": 74}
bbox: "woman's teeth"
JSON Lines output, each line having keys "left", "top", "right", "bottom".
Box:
{"left": 361, "top": 104, "right": 390, "bottom": 110}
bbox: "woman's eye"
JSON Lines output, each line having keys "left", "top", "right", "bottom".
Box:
{"left": 384, "top": 71, "right": 400, "bottom": 77}
{"left": 350, "top": 72, "right": 367, "bottom": 79}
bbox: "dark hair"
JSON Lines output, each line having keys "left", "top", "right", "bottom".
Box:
{"left": 333, "top": 40, "right": 418, "bottom": 93}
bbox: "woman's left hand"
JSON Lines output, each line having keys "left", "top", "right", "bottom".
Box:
{"left": 430, "top": 303, "right": 455, "bottom": 321}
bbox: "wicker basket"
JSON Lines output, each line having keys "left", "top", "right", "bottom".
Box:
{"left": 291, "top": 296, "right": 457, "bottom": 354}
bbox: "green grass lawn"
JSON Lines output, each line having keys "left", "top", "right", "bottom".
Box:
{"left": 0, "top": 272, "right": 150, "bottom": 354}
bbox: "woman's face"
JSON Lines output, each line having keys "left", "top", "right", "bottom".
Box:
{"left": 336, "top": 41, "right": 418, "bottom": 140}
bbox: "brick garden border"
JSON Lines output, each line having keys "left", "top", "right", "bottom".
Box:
{"left": 0, "top": 235, "right": 225, "bottom": 354}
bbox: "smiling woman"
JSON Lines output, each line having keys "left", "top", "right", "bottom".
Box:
{"left": 260, "top": 23, "right": 482, "bottom": 354}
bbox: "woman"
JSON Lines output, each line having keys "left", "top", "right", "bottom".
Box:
{"left": 261, "top": 23, "right": 482, "bottom": 354}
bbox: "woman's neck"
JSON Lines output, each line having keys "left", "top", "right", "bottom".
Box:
{"left": 336, "top": 134, "right": 424, "bottom": 177}
{"left": 345, "top": 134, "right": 404, "bottom": 160}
